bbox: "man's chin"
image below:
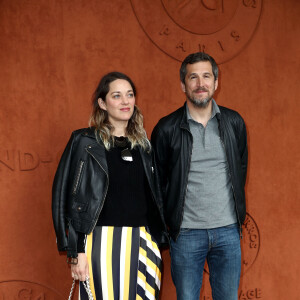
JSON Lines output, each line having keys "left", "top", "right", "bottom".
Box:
{"left": 189, "top": 97, "right": 212, "bottom": 108}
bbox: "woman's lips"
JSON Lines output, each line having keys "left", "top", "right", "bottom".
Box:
{"left": 120, "top": 108, "right": 130, "bottom": 112}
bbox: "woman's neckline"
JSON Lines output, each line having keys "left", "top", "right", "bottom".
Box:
{"left": 113, "top": 136, "right": 129, "bottom": 148}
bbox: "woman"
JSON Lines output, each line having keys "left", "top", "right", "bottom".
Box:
{"left": 52, "top": 72, "right": 168, "bottom": 300}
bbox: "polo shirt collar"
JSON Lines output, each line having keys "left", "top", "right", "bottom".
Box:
{"left": 186, "top": 99, "right": 220, "bottom": 122}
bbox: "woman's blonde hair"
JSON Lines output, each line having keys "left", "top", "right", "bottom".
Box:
{"left": 89, "top": 72, "right": 151, "bottom": 151}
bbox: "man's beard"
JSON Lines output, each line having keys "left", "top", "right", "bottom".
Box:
{"left": 187, "top": 88, "right": 213, "bottom": 108}
{"left": 188, "top": 96, "right": 212, "bottom": 108}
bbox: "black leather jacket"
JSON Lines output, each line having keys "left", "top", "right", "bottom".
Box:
{"left": 151, "top": 103, "right": 248, "bottom": 241}
{"left": 52, "top": 128, "right": 168, "bottom": 257}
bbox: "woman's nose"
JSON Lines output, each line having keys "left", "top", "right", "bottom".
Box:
{"left": 121, "top": 95, "right": 129, "bottom": 104}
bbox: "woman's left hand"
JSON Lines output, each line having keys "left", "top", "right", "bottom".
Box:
{"left": 71, "top": 253, "right": 89, "bottom": 281}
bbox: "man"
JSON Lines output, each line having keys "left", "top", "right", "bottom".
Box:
{"left": 151, "top": 52, "right": 248, "bottom": 300}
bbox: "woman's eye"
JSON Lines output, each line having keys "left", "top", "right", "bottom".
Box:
{"left": 113, "top": 95, "right": 120, "bottom": 99}
{"left": 128, "top": 93, "right": 134, "bottom": 98}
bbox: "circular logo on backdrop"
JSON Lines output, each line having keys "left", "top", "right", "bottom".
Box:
{"left": 130, "top": 0, "right": 262, "bottom": 63}
{"left": 240, "top": 212, "right": 260, "bottom": 275}
{"left": 0, "top": 280, "right": 63, "bottom": 300}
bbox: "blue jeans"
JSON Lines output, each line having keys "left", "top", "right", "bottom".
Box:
{"left": 170, "top": 224, "right": 241, "bottom": 300}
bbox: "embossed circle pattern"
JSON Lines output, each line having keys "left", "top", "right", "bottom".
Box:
{"left": 161, "top": 0, "right": 239, "bottom": 34}
{"left": 240, "top": 212, "right": 260, "bottom": 275}
{"left": 130, "top": 0, "right": 262, "bottom": 63}
{"left": 0, "top": 280, "right": 63, "bottom": 300}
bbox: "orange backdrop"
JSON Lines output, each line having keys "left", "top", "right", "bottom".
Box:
{"left": 0, "top": 0, "right": 299, "bottom": 299}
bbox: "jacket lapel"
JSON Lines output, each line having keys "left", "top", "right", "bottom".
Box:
{"left": 85, "top": 142, "right": 108, "bottom": 175}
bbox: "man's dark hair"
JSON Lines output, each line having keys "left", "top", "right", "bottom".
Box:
{"left": 180, "top": 52, "right": 219, "bottom": 84}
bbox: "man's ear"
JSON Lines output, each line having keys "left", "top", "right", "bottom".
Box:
{"left": 98, "top": 98, "right": 106, "bottom": 110}
{"left": 180, "top": 82, "right": 186, "bottom": 93}
{"left": 214, "top": 78, "right": 218, "bottom": 91}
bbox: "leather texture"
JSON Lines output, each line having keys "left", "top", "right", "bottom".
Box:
{"left": 151, "top": 103, "right": 248, "bottom": 241}
{"left": 52, "top": 127, "right": 168, "bottom": 257}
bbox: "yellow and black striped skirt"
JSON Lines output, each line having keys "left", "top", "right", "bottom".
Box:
{"left": 79, "top": 226, "right": 162, "bottom": 300}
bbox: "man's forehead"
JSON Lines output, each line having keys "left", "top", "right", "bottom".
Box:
{"left": 186, "top": 61, "right": 213, "bottom": 74}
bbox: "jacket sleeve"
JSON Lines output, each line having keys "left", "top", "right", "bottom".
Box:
{"left": 151, "top": 123, "right": 169, "bottom": 202}
{"left": 152, "top": 152, "right": 164, "bottom": 216}
{"left": 52, "top": 132, "right": 75, "bottom": 251}
{"left": 153, "top": 150, "right": 170, "bottom": 245}
{"left": 238, "top": 118, "right": 248, "bottom": 187}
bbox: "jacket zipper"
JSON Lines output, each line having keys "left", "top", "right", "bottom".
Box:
{"left": 219, "top": 131, "right": 243, "bottom": 239}
{"left": 72, "top": 160, "right": 85, "bottom": 195}
{"left": 86, "top": 147, "right": 109, "bottom": 232}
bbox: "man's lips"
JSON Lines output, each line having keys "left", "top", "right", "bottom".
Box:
{"left": 194, "top": 88, "right": 208, "bottom": 93}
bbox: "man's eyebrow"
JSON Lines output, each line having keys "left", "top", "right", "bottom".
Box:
{"left": 188, "top": 71, "right": 212, "bottom": 76}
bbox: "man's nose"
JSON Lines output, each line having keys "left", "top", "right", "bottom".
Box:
{"left": 196, "top": 77, "right": 203, "bottom": 87}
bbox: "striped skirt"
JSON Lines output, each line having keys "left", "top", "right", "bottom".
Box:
{"left": 79, "top": 226, "right": 162, "bottom": 300}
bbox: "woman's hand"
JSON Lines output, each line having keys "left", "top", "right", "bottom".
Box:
{"left": 71, "top": 253, "right": 89, "bottom": 281}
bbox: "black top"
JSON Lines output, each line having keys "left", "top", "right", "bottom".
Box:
{"left": 77, "top": 137, "right": 153, "bottom": 252}
{"left": 97, "top": 140, "right": 152, "bottom": 226}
